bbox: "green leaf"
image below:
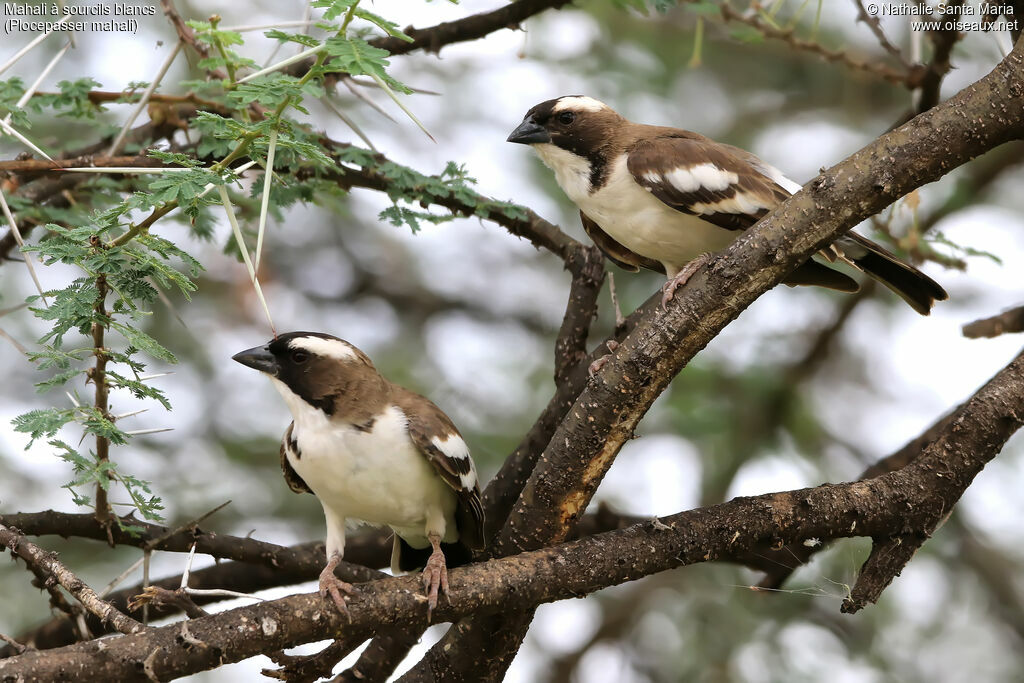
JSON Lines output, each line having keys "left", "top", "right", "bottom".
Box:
{"left": 353, "top": 8, "right": 414, "bottom": 41}
{"left": 12, "top": 408, "right": 76, "bottom": 447}
{"left": 32, "top": 279, "right": 101, "bottom": 347}
{"left": 27, "top": 346, "right": 90, "bottom": 371}
{"left": 685, "top": 1, "right": 721, "bottom": 16}
{"left": 35, "top": 367, "right": 86, "bottom": 392}
{"left": 147, "top": 169, "right": 222, "bottom": 205}
{"left": 147, "top": 150, "right": 203, "bottom": 168}
{"left": 311, "top": 0, "right": 359, "bottom": 21}
{"left": 323, "top": 37, "right": 412, "bottom": 94}
{"left": 109, "top": 321, "right": 177, "bottom": 363}
{"left": 33, "top": 78, "right": 104, "bottom": 119}
{"left": 78, "top": 405, "right": 129, "bottom": 445}
{"left": 265, "top": 29, "right": 320, "bottom": 47}
{"left": 227, "top": 76, "right": 310, "bottom": 111}
{"left": 106, "top": 370, "right": 172, "bottom": 410}
{"left": 186, "top": 20, "right": 244, "bottom": 47}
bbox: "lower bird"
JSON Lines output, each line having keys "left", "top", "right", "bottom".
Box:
{"left": 233, "top": 332, "right": 485, "bottom": 618}
{"left": 508, "top": 95, "right": 947, "bottom": 314}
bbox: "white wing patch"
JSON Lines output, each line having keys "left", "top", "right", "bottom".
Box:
{"left": 692, "top": 192, "right": 772, "bottom": 216}
{"left": 554, "top": 95, "right": 609, "bottom": 113}
{"left": 289, "top": 336, "right": 358, "bottom": 362}
{"left": 431, "top": 433, "right": 478, "bottom": 491}
{"left": 666, "top": 163, "right": 738, "bottom": 193}
{"left": 431, "top": 434, "right": 470, "bottom": 459}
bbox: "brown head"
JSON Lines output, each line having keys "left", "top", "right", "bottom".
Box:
{"left": 232, "top": 331, "right": 387, "bottom": 423}
{"left": 508, "top": 96, "right": 627, "bottom": 154}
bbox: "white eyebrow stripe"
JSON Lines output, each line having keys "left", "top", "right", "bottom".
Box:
{"left": 665, "top": 163, "right": 738, "bottom": 193}
{"left": 288, "top": 336, "right": 358, "bottom": 362}
{"left": 553, "top": 96, "right": 608, "bottom": 113}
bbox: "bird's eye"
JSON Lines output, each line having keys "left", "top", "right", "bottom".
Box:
{"left": 291, "top": 350, "right": 309, "bottom": 364}
{"left": 557, "top": 112, "right": 576, "bottom": 125}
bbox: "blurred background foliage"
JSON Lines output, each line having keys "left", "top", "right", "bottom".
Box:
{"left": 1, "top": 1, "right": 1023, "bottom": 681}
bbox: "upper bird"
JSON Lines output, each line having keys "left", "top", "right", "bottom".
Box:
{"left": 508, "top": 95, "right": 947, "bottom": 313}
{"left": 233, "top": 332, "right": 484, "bottom": 618}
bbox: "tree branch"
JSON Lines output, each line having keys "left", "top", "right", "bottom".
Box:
{"left": 2, "top": 341, "right": 1021, "bottom": 680}
{"left": 963, "top": 305, "right": 1024, "bottom": 338}
{"left": 370, "top": 0, "right": 573, "bottom": 56}
{"left": 715, "top": 1, "right": 922, "bottom": 87}
{"left": 406, "top": 39, "right": 1024, "bottom": 678}
{"left": 0, "top": 524, "right": 143, "bottom": 636}
{"left": 553, "top": 245, "right": 605, "bottom": 389}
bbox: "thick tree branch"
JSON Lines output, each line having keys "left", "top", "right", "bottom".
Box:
{"left": 2, "top": 342, "right": 1021, "bottom": 680}
{"left": 409, "top": 40, "right": 1024, "bottom": 679}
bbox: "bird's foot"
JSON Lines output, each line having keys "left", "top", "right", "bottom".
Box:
{"left": 661, "top": 253, "right": 713, "bottom": 309}
{"left": 588, "top": 340, "right": 620, "bottom": 376}
{"left": 319, "top": 554, "right": 354, "bottom": 618}
{"left": 422, "top": 533, "right": 449, "bottom": 622}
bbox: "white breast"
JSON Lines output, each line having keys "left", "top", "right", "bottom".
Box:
{"left": 536, "top": 149, "right": 739, "bottom": 276}
{"left": 271, "top": 380, "right": 458, "bottom": 546}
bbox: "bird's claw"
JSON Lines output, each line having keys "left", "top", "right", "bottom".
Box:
{"left": 588, "top": 354, "right": 611, "bottom": 376}
{"left": 588, "top": 341, "right": 619, "bottom": 376}
{"left": 422, "top": 546, "right": 449, "bottom": 622}
{"left": 661, "top": 254, "right": 712, "bottom": 309}
{"left": 319, "top": 556, "right": 354, "bottom": 618}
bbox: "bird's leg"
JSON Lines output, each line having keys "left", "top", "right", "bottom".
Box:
{"left": 661, "top": 253, "right": 713, "bottom": 309}
{"left": 422, "top": 532, "right": 449, "bottom": 621}
{"left": 319, "top": 552, "right": 354, "bottom": 616}
{"left": 588, "top": 340, "right": 620, "bottom": 376}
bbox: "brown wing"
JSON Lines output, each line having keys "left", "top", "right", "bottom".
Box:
{"left": 580, "top": 211, "right": 665, "bottom": 274}
{"left": 280, "top": 422, "right": 312, "bottom": 495}
{"left": 626, "top": 135, "right": 791, "bottom": 233}
{"left": 398, "top": 390, "right": 485, "bottom": 550}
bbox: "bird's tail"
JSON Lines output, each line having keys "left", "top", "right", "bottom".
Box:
{"left": 392, "top": 536, "right": 473, "bottom": 574}
{"left": 834, "top": 233, "right": 948, "bottom": 315}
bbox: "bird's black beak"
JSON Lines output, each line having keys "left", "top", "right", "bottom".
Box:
{"left": 232, "top": 345, "right": 277, "bottom": 375}
{"left": 507, "top": 117, "right": 550, "bottom": 145}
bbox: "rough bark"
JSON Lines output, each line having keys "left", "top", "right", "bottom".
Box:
{"left": 1, "top": 344, "right": 1021, "bottom": 681}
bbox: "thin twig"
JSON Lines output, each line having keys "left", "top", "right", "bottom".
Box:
{"left": 0, "top": 633, "right": 29, "bottom": 655}
{"left": 853, "top": 0, "right": 913, "bottom": 68}
{"left": 0, "top": 524, "right": 144, "bottom": 635}
{"left": 715, "top": 2, "right": 915, "bottom": 86}
{"left": 90, "top": 271, "right": 111, "bottom": 527}
{"left": 963, "top": 305, "right": 1024, "bottom": 338}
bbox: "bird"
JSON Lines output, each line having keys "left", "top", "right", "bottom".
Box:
{"left": 507, "top": 95, "right": 947, "bottom": 313}
{"left": 232, "top": 331, "right": 485, "bottom": 618}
